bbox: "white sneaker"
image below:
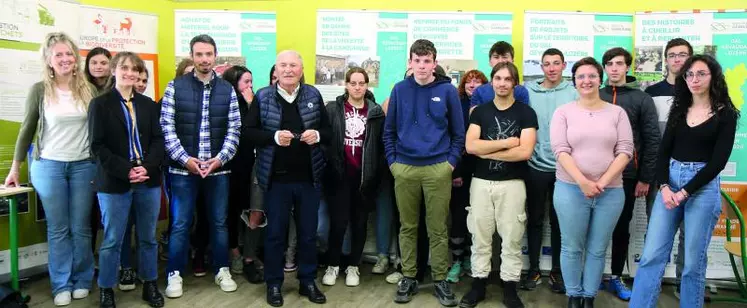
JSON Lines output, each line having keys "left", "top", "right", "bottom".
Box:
{"left": 322, "top": 266, "right": 339, "bottom": 286}
{"left": 215, "top": 267, "right": 237, "bottom": 292}
{"left": 72, "top": 289, "right": 89, "bottom": 299}
{"left": 372, "top": 255, "right": 389, "bottom": 274}
{"left": 345, "top": 266, "right": 360, "bottom": 287}
{"left": 54, "top": 291, "right": 72, "bottom": 306}
{"left": 165, "top": 271, "right": 183, "bottom": 298}
{"left": 386, "top": 271, "right": 404, "bottom": 284}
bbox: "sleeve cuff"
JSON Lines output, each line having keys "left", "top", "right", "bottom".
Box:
{"left": 315, "top": 130, "right": 321, "bottom": 143}
{"left": 177, "top": 152, "right": 190, "bottom": 167}
{"left": 273, "top": 131, "right": 281, "bottom": 146}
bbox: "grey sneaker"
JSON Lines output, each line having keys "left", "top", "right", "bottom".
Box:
{"left": 230, "top": 255, "right": 243, "bottom": 274}
{"left": 434, "top": 280, "right": 458, "bottom": 307}
{"left": 372, "top": 255, "right": 389, "bottom": 274}
{"left": 394, "top": 277, "right": 418, "bottom": 303}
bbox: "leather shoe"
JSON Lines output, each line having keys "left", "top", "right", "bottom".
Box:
{"left": 266, "top": 285, "right": 283, "bottom": 307}
{"left": 298, "top": 281, "right": 326, "bottom": 304}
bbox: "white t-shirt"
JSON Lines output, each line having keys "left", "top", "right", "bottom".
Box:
{"left": 40, "top": 88, "right": 90, "bottom": 161}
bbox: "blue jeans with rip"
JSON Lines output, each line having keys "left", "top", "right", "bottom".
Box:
{"left": 97, "top": 185, "right": 160, "bottom": 288}
{"left": 631, "top": 160, "right": 721, "bottom": 308}
{"left": 554, "top": 181, "right": 624, "bottom": 298}
{"left": 30, "top": 158, "right": 96, "bottom": 296}
{"left": 167, "top": 174, "right": 230, "bottom": 275}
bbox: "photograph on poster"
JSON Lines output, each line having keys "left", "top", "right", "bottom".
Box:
{"left": 315, "top": 54, "right": 347, "bottom": 86}
{"left": 439, "top": 59, "right": 478, "bottom": 87}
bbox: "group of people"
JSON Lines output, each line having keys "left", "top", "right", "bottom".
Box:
{"left": 3, "top": 30, "right": 739, "bottom": 308}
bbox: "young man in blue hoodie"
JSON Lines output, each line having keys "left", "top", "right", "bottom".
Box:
{"left": 470, "top": 41, "right": 530, "bottom": 108}
{"left": 384, "top": 39, "right": 464, "bottom": 307}
{"left": 521, "top": 48, "right": 578, "bottom": 293}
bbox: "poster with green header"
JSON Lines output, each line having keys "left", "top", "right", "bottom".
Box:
{"left": 315, "top": 10, "right": 513, "bottom": 103}
{"left": 174, "top": 10, "right": 277, "bottom": 88}
{"left": 522, "top": 11, "right": 633, "bottom": 82}
{"left": 631, "top": 10, "right": 747, "bottom": 279}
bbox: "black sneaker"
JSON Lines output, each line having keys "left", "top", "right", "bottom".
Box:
{"left": 141, "top": 280, "right": 164, "bottom": 307}
{"left": 118, "top": 268, "right": 136, "bottom": 291}
{"left": 243, "top": 261, "right": 263, "bottom": 284}
{"left": 100, "top": 288, "right": 115, "bottom": 308}
{"left": 433, "top": 280, "right": 458, "bottom": 307}
{"left": 549, "top": 270, "right": 566, "bottom": 294}
{"left": 521, "top": 269, "right": 541, "bottom": 290}
{"left": 459, "top": 278, "right": 486, "bottom": 308}
{"left": 394, "top": 277, "right": 419, "bottom": 304}
{"left": 502, "top": 281, "right": 524, "bottom": 308}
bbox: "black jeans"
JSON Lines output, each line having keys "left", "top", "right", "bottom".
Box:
{"left": 524, "top": 167, "right": 561, "bottom": 272}
{"left": 610, "top": 178, "right": 638, "bottom": 276}
{"left": 449, "top": 176, "right": 471, "bottom": 263}
{"left": 326, "top": 174, "right": 370, "bottom": 267}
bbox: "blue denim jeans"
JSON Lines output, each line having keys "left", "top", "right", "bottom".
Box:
{"left": 317, "top": 198, "right": 330, "bottom": 252}
{"left": 554, "top": 181, "right": 624, "bottom": 297}
{"left": 30, "top": 158, "right": 96, "bottom": 295}
{"left": 631, "top": 160, "right": 721, "bottom": 308}
{"left": 167, "top": 174, "right": 230, "bottom": 275}
{"left": 120, "top": 206, "right": 137, "bottom": 269}
{"left": 375, "top": 185, "right": 394, "bottom": 256}
{"left": 264, "top": 182, "right": 320, "bottom": 287}
{"left": 97, "top": 185, "right": 160, "bottom": 288}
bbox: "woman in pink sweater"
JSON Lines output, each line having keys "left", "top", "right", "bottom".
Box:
{"left": 549, "top": 57, "right": 634, "bottom": 308}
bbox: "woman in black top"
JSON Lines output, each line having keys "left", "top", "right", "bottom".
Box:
{"left": 221, "top": 66, "right": 262, "bottom": 282}
{"left": 630, "top": 54, "right": 739, "bottom": 308}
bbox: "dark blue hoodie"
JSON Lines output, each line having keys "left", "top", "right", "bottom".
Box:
{"left": 384, "top": 74, "right": 465, "bottom": 167}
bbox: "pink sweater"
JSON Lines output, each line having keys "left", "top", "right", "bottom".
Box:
{"left": 550, "top": 102, "right": 634, "bottom": 187}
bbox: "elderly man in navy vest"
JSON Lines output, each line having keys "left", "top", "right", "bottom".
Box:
{"left": 246, "top": 50, "right": 331, "bottom": 307}
{"left": 160, "top": 34, "right": 241, "bottom": 298}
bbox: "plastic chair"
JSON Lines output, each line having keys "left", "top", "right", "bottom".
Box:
{"left": 711, "top": 190, "right": 747, "bottom": 303}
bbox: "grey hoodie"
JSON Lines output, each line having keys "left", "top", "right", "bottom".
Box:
{"left": 526, "top": 79, "right": 578, "bottom": 172}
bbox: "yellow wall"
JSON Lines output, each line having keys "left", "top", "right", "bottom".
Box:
{"left": 86, "top": 0, "right": 747, "bottom": 97}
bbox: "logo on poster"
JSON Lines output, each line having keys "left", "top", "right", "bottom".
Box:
{"left": 93, "top": 13, "right": 134, "bottom": 36}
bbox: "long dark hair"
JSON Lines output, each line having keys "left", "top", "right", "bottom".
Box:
{"left": 84, "top": 47, "right": 111, "bottom": 88}
{"left": 222, "top": 65, "right": 252, "bottom": 103}
{"left": 668, "top": 54, "right": 740, "bottom": 129}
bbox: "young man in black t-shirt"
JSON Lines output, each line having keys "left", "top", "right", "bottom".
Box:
{"left": 460, "top": 62, "right": 538, "bottom": 308}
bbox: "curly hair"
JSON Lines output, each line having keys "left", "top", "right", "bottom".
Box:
{"left": 669, "top": 54, "right": 740, "bottom": 129}
{"left": 457, "top": 70, "right": 487, "bottom": 98}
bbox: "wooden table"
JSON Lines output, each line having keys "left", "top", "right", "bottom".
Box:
{"left": 0, "top": 185, "right": 34, "bottom": 292}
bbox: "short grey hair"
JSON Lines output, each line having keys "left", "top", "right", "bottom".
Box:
{"left": 276, "top": 50, "right": 303, "bottom": 65}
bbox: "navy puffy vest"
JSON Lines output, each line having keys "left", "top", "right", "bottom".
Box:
{"left": 255, "top": 84, "right": 326, "bottom": 190}
{"left": 168, "top": 74, "right": 234, "bottom": 173}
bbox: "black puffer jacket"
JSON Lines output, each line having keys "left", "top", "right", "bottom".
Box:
{"left": 600, "top": 75, "right": 660, "bottom": 183}
{"left": 324, "top": 91, "right": 387, "bottom": 201}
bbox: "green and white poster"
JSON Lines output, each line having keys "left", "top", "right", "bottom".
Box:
{"left": 174, "top": 10, "right": 277, "bottom": 87}
{"left": 634, "top": 11, "right": 747, "bottom": 184}
{"left": 315, "top": 10, "right": 513, "bottom": 103}
{"left": 632, "top": 10, "right": 747, "bottom": 279}
{"left": 522, "top": 11, "right": 633, "bottom": 82}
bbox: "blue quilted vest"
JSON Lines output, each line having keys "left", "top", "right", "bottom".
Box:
{"left": 168, "top": 73, "right": 234, "bottom": 172}
{"left": 255, "top": 84, "right": 326, "bottom": 190}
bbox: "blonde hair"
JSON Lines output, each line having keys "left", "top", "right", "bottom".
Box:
{"left": 41, "top": 32, "right": 94, "bottom": 108}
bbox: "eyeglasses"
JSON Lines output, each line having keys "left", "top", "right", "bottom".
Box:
{"left": 575, "top": 74, "right": 600, "bottom": 81}
{"left": 667, "top": 52, "right": 689, "bottom": 59}
{"left": 684, "top": 71, "right": 710, "bottom": 81}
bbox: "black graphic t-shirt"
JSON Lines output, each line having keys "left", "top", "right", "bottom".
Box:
{"left": 469, "top": 101, "right": 538, "bottom": 181}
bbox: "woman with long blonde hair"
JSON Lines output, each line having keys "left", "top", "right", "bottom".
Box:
{"left": 4, "top": 32, "right": 97, "bottom": 306}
